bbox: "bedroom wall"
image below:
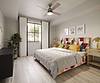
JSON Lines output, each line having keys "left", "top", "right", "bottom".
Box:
{"left": 0, "top": 10, "right": 4, "bottom": 49}
{"left": 55, "top": 10, "right": 100, "bottom": 40}
{"left": 0, "top": 10, "right": 4, "bottom": 28}
{"left": 52, "top": 0, "right": 100, "bottom": 41}
{"left": 4, "top": 17, "right": 18, "bottom": 46}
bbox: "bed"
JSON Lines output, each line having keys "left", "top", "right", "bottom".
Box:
{"left": 34, "top": 48, "right": 86, "bottom": 78}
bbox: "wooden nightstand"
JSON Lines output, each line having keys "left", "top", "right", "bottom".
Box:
{"left": 87, "top": 49, "right": 100, "bottom": 67}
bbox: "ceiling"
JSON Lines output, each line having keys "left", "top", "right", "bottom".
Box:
{"left": 0, "top": 0, "right": 99, "bottom": 21}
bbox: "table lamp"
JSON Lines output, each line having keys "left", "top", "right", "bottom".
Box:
{"left": 92, "top": 37, "right": 100, "bottom": 49}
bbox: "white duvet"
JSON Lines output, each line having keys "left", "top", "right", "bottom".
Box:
{"left": 52, "top": 48, "right": 86, "bottom": 64}
{"left": 34, "top": 48, "right": 86, "bottom": 78}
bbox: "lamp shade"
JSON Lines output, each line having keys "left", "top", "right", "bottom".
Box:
{"left": 93, "top": 37, "right": 100, "bottom": 42}
{"left": 92, "top": 37, "right": 100, "bottom": 49}
{"left": 47, "top": 12, "right": 53, "bottom": 15}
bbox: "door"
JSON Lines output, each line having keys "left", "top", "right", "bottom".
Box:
{"left": 27, "top": 22, "right": 41, "bottom": 56}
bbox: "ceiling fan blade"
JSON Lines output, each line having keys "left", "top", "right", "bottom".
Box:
{"left": 51, "top": 0, "right": 59, "bottom": 5}
{"left": 37, "top": 5, "right": 47, "bottom": 10}
{"left": 52, "top": 11, "right": 61, "bottom": 15}
{"left": 52, "top": 3, "right": 61, "bottom": 10}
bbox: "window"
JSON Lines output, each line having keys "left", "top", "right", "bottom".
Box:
{"left": 28, "top": 23, "right": 41, "bottom": 42}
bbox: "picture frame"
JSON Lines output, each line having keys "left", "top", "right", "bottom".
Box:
{"left": 69, "top": 26, "right": 75, "bottom": 35}
{"left": 76, "top": 24, "right": 85, "bottom": 35}
{"left": 65, "top": 28, "right": 69, "bottom": 35}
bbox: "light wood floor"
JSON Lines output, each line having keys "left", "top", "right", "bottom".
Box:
{"left": 0, "top": 56, "right": 100, "bottom": 83}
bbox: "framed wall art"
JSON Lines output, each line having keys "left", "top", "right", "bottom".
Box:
{"left": 76, "top": 24, "right": 85, "bottom": 35}
{"left": 65, "top": 28, "right": 69, "bottom": 35}
{"left": 69, "top": 26, "right": 75, "bottom": 35}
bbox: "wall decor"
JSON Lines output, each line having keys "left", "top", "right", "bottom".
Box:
{"left": 65, "top": 28, "right": 69, "bottom": 35}
{"left": 77, "top": 24, "right": 85, "bottom": 35}
{"left": 69, "top": 26, "right": 75, "bottom": 35}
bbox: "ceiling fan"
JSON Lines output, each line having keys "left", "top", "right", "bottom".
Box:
{"left": 38, "top": 0, "right": 61, "bottom": 16}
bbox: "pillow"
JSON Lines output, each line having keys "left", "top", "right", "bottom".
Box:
{"left": 83, "top": 43, "right": 88, "bottom": 49}
{"left": 64, "top": 44, "right": 69, "bottom": 49}
{"left": 58, "top": 43, "right": 64, "bottom": 48}
{"left": 80, "top": 44, "right": 84, "bottom": 51}
{"left": 69, "top": 44, "right": 80, "bottom": 52}
{"left": 80, "top": 43, "right": 88, "bottom": 51}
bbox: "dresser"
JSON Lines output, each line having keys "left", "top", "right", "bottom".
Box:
{"left": 87, "top": 48, "right": 100, "bottom": 67}
{"left": 0, "top": 48, "right": 13, "bottom": 80}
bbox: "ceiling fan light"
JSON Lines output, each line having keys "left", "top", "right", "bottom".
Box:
{"left": 47, "top": 12, "right": 53, "bottom": 15}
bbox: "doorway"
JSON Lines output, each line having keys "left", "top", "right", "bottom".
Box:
{"left": 27, "top": 22, "right": 41, "bottom": 56}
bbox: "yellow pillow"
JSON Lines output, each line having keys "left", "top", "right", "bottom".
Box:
{"left": 69, "top": 44, "right": 80, "bottom": 52}
{"left": 58, "top": 44, "right": 64, "bottom": 48}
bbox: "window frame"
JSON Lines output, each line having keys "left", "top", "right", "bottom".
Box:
{"left": 28, "top": 22, "right": 41, "bottom": 42}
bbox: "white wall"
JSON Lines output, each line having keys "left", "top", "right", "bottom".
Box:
{"left": 4, "top": 17, "right": 18, "bottom": 46}
{"left": 51, "top": 1, "right": 100, "bottom": 41}
{"left": 0, "top": 10, "right": 4, "bottom": 48}
{"left": 55, "top": 10, "right": 100, "bottom": 40}
{"left": 0, "top": 10, "right": 4, "bottom": 28}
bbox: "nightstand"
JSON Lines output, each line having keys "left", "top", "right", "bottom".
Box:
{"left": 87, "top": 48, "right": 100, "bottom": 67}
{"left": 0, "top": 48, "right": 13, "bottom": 79}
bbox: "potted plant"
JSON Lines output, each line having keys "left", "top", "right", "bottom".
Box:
{"left": 8, "top": 33, "right": 21, "bottom": 59}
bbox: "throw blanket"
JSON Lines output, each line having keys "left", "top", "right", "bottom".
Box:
{"left": 34, "top": 48, "right": 85, "bottom": 78}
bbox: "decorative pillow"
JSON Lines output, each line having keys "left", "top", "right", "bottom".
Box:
{"left": 64, "top": 44, "right": 69, "bottom": 49}
{"left": 83, "top": 43, "right": 88, "bottom": 49}
{"left": 69, "top": 44, "right": 80, "bottom": 52}
{"left": 58, "top": 44, "right": 64, "bottom": 48}
{"left": 80, "top": 43, "right": 88, "bottom": 51}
